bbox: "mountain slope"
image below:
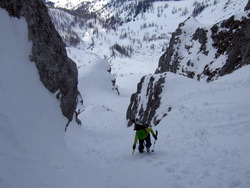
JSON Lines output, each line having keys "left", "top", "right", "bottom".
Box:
{"left": 66, "top": 61, "right": 250, "bottom": 188}
{"left": 0, "top": 8, "right": 83, "bottom": 188}
{"left": 1, "top": 0, "right": 250, "bottom": 187}
{"left": 156, "top": 11, "right": 250, "bottom": 81}
{"left": 1, "top": 0, "right": 79, "bottom": 122}
{"left": 127, "top": 1, "right": 250, "bottom": 125}
{"left": 64, "top": 1, "right": 250, "bottom": 187}
{"left": 48, "top": 0, "right": 248, "bottom": 82}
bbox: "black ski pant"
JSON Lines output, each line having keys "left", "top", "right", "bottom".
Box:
{"left": 138, "top": 134, "right": 152, "bottom": 153}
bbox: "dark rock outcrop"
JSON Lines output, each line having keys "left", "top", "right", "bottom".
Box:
{"left": 211, "top": 15, "right": 250, "bottom": 78}
{"left": 245, "top": 0, "right": 250, "bottom": 11}
{"left": 157, "top": 14, "right": 250, "bottom": 82}
{"left": 156, "top": 17, "right": 212, "bottom": 80}
{"left": 155, "top": 21, "right": 184, "bottom": 75}
{"left": 0, "top": 0, "right": 79, "bottom": 122}
{"left": 192, "top": 27, "right": 208, "bottom": 55}
{"left": 127, "top": 11, "right": 250, "bottom": 126}
{"left": 126, "top": 74, "right": 168, "bottom": 127}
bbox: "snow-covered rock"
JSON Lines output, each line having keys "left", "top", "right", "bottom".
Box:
{"left": 245, "top": 0, "right": 250, "bottom": 11}
{"left": 127, "top": 73, "right": 167, "bottom": 126}
{"left": 157, "top": 12, "right": 250, "bottom": 82}
{"left": 0, "top": 8, "right": 83, "bottom": 188}
{"left": 0, "top": 0, "right": 79, "bottom": 122}
{"left": 127, "top": 3, "right": 250, "bottom": 126}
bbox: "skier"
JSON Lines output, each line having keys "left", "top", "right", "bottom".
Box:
{"left": 132, "top": 119, "right": 157, "bottom": 153}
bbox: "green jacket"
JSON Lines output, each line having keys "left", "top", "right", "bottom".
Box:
{"left": 133, "top": 128, "right": 155, "bottom": 145}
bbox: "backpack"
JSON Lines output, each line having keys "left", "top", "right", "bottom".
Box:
{"left": 137, "top": 129, "right": 148, "bottom": 140}
{"left": 134, "top": 123, "right": 148, "bottom": 140}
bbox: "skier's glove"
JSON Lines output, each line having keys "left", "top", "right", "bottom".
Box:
{"left": 153, "top": 134, "right": 157, "bottom": 140}
{"left": 133, "top": 144, "right": 136, "bottom": 150}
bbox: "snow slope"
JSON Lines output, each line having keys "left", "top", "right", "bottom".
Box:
{"left": 0, "top": 8, "right": 83, "bottom": 188}
{"left": 64, "top": 1, "right": 250, "bottom": 187}
{"left": 65, "top": 61, "right": 250, "bottom": 188}
{"left": 1, "top": 0, "right": 250, "bottom": 187}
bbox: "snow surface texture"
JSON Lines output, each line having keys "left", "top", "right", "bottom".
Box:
{"left": 66, "top": 57, "right": 250, "bottom": 187}
{"left": 1, "top": 0, "right": 250, "bottom": 188}
{"left": 0, "top": 9, "right": 82, "bottom": 188}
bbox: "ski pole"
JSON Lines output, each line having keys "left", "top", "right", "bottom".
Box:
{"left": 132, "top": 144, "right": 136, "bottom": 154}
{"left": 151, "top": 130, "right": 158, "bottom": 152}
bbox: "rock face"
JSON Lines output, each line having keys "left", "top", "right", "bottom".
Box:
{"left": 211, "top": 15, "right": 250, "bottom": 78}
{"left": 126, "top": 74, "right": 169, "bottom": 127}
{"left": 0, "top": 0, "right": 79, "bottom": 122}
{"left": 127, "top": 12, "right": 250, "bottom": 126}
{"left": 245, "top": 0, "right": 250, "bottom": 11}
{"left": 156, "top": 14, "right": 250, "bottom": 82}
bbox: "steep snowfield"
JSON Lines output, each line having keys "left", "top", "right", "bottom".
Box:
{"left": 1, "top": 0, "right": 250, "bottom": 187}
{"left": 0, "top": 9, "right": 83, "bottom": 188}
{"left": 65, "top": 60, "right": 250, "bottom": 188}
{"left": 64, "top": 0, "right": 250, "bottom": 187}
{"left": 196, "top": 0, "right": 247, "bottom": 25}
{"left": 158, "top": 68, "right": 250, "bottom": 187}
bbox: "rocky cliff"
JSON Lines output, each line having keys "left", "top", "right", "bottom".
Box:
{"left": 0, "top": 0, "right": 79, "bottom": 124}
{"left": 245, "top": 0, "right": 250, "bottom": 11}
{"left": 126, "top": 74, "right": 168, "bottom": 127}
{"left": 156, "top": 13, "right": 250, "bottom": 82}
{"left": 127, "top": 7, "right": 250, "bottom": 127}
